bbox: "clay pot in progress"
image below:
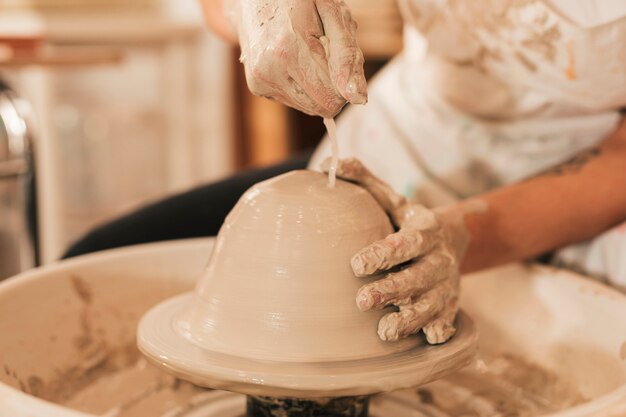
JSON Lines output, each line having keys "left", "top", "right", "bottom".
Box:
{"left": 137, "top": 170, "right": 477, "bottom": 397}
{"left": 176, "top": 169, "right": 415, "bottom": 362}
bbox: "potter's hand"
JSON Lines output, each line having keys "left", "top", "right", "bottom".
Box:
{"left": 226, "top": 0, "right": 367, "bottom": 118}
{"left": 321, "top": 158, "right": 470, "bottom": 344}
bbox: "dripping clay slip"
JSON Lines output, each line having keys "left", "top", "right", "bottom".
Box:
{"left": 137, "top": 170, "right": 478, "bottom": 416}
{"left": 323, "top": 117, "right": 339, "bottom": 187}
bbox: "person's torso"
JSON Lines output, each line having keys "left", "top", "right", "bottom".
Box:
{"left": 397, "top": 0, "right": 626, "bottom": 120}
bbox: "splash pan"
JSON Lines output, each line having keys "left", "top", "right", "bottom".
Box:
{"left": 0, "top": 239, "right": 625, "bottom": 416}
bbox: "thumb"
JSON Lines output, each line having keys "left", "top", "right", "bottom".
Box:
{"left": 315, "top": 0, "right": 368, "bottom": 105}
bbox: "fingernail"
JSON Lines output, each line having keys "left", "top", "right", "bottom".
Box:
{"left": 356, "top": 289, "right": 379, "bottom": 311}
{"left": 351, "top": 254, "right": 366, "bottom": 276}
{"left": 356, "top": 292, "right": 371, "bottom": 311}
{"left": 378, "top": 316, "right": 400, "bottom": 342}
{"left": 351, "top": 248, "right": 382, "bottom": 276}
{"left": 345, "top": 76, "right": 367, "bottom": 105}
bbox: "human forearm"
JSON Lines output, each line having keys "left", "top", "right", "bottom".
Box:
{"left": 452, "top": 118, "right": 626, "bottom": 273}
{"left": 319, "top": 123, "right": 625, "bottom": 343}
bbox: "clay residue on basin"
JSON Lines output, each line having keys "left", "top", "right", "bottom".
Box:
{"left": 16, "top": 334, "right": 206, "bottom": 417}
{"left": 62, "top": 355, "right": 206, "bottom": 417}
{"left": 40, "top": 347, "right": 585, "bottom": 417}
{"left": 30, "top": 340, "right": 207, "bottom": 417}
{"left": 9, "top": 275, "right": 208, "bottom": 417}
{"left": 55, "top": 276, "right": 208, "bottom": 417}
{"left": 404, "top": 351, "right": 586, "bottom": 417}
{"left": 3, "top": 270, "right": 589, "bottom": 416}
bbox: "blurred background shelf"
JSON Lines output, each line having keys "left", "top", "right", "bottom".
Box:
{"left": 1, "top": 3, "right": 235, "bottom": 264}
{"left": 0, "top": 47, "right": 124, "bottom": 67}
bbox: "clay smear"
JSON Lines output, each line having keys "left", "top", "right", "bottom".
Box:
{"left": 410, "top": 351, "right": 586, "bottom": 416}
{"left": 51, "top": 349, "right": 584, "bottom": 417}
{"left": 323, "top": 117, "right": 339, "bottom": 188}
{"left": 60, "top": 347, "right": 206, "bottom": 417}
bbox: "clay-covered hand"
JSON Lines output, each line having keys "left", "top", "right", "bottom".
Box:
{"left": 225, "top": 0, "right": 367, "bottom": 118}
{"left": 321, "top": 158, "right": 470, "bottom": 344}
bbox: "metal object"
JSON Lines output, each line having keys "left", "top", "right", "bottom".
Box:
{"left": 0, "top": 78, "right": 37, "bottom": 279}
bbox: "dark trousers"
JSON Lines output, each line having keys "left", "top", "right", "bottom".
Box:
{"left": 63, "top": 153, "right": 311, "bottom": 258}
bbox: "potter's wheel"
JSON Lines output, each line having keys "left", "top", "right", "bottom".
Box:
{"left": 138, "top": 171, "right": 478, "bottom": 416}
{"left": 139, "top": 293, "right": 477, "bottom": 397}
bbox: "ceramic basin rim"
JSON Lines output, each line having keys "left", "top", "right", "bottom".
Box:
{"left": 136, "top": 292, "right": 478, "bottom": 398}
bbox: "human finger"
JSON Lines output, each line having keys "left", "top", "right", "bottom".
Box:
{"left": 350, "top": 227, "right": 442, "bottom": 277}
{"left": 315, "top": 0, "right": 367, "bottom": 104}
{"left": 355, "top": 250, "right": 455, "bottom": 310}
{"left": 251, "top": 70, "right": 334, "bottom": 117}
{"left": 392, "top": 203, "right": 439, "bottom": 232}
{"left": 376, "top": 280, "right": 452, "bottom": 341}
{"left": 283, "top": 73, "right": 343, "bottom": 117}
{"left": 422, "top": 296, "right": 458, "bottom": 344}
{"left": 286, "top": 45, "right": 346, "bottom": 118}
{"left": 320, "top": 157, "right": 406, "bottom": 213}
{"left": 321, "top": 158, "right": 439, "bottom": 232}
{"left": 240, "top": 9, "right": 339, "bottom": 116}
{"left": 283, "top": 2, "right": 347, "bottom": 116}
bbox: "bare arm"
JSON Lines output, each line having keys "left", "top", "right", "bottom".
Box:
{"left": 323, "top": 118, "right": 626, "bottom": 342}
{"left": 199, "top": 0, "right": 238, "bottom": 44}
{"left": 459, "top": 117, "right": 626, "bottom": 273}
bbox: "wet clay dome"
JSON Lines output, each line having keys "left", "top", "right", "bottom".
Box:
{"left": 176, "top": 170, "right": 417, "bottom": 361}
{"left": 138, "top": 170, "right": 477, "bottom": 398}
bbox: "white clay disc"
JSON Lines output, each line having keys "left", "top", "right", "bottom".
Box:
{"left": 137, "top": 293, "right": 478, "bottom": 398}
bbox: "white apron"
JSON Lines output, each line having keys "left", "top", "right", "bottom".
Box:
{"left": 309, "top": 0, "right": 626, "bottom": 287}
